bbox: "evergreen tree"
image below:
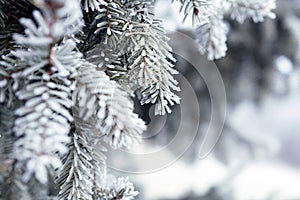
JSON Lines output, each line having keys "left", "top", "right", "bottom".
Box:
{"left": 0, "top": 0, "right": 275, "bottom": 199}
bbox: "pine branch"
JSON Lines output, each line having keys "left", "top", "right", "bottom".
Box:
{"left": 0, "top": 0, "right": 279, "bottom": 198}
{"left": 0, "top": 0, "right": 36, "bottom": 51}
{"left": 192, "top": 0, "right": 276, "bottom": 60}
{"left": 56, "top": 105, "right": 107, "bottom": 200}
{"left": 110, "top": 1, "right": 180, "bottom": 115}
{"left": 0, "top": 64, "right": 13, "bottom": 105}
{"left": 173, "top": 0, "right": 217, "bottom": 26}
{"left": 225, "top": 0, "right": 276, "bottom": 23}
{"left": 95, "top": 0, "right": 126, "bottom": 48}
{"left": 80, "top": 0, "right": 180, "bottom": 116}
{"left": 78, "top": 11, "right": 104, "bottom": 55}
{"left": 73, "top": 62, "right": 146, "bottom": 148}
{"left": 0, "top": 1, "right": 7, "bottom": 28}
{"left": 97, "top": 177, "right": 139, "bottom": 200}
{"left": 72, "top": 102, "right": 107, "bottom": 191}
{"left": 0, "top": 104, "right": 24, "bottom": 199}
{"left": 8, "top": 0, "right": 83, "bottom": 184}
{"left": 195, "top": 14, "right": 228, "bottom": 60}
{"left": 56, "top": 132, "right": 94, "bottom": 200}
{"left": 91, "top": 145, "right": 107, "bottom": 199}
{"left": 82, "top": 0, "right": 108, "bottom": 12}
{"left": 79, "top": 1, "right": 128, "bottom": 69}
{"left": 4, "top": 163, "right": 32, "bottom": 200}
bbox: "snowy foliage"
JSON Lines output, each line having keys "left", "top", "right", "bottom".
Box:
{"left": 10, "top": 0, "right": 83, "bottom": 184}
{"left": 107, "top": 0, "right": 181, "bottom": 115}
{"left": 189, "top": 0, "right": 276, "bottom": 60}
{"left": 0, "top": 63, "right": 11, "bottom": 104}
{"left": 226, "top": 0, "right": 276, "bottom": 23}
{"left": 0, "top": 0, "right": 276, "bottom": 199}
{"left": 83, "top": 0, "right": 108, "bottom": 12}
{"left": 196, "top": 14, "right": 229, "bottom": 60}
{"left": 97, "top": 177, "right": 139, "bottom": 200}
{"left": 173, "top": 0, "right": 217, "bottom": 26}
{"left": 73, "top": 63, "right": 146, "bottom": 148}
{"left": 56, "top": 132, "right": 94, "bottom": 200}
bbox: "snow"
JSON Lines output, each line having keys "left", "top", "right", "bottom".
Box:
{"left": 130, "top": 92, "right": 300, "bottom": 199}
{"left": 232, "top": 162, "right": 300, "bottom": 200}
{"left": 133, "top": 155, "right": 227, "bottom": 199}
{"left": 132, "top": 156, "right": 300, "bottom": 199}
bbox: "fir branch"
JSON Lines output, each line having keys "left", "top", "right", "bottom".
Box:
{"left": 0, "top": 0, "right": 36, "bottom": 53}
{"left": 0, "top": 65, "right": 13, "bottom": 105}
{"left": 56, "top": 106, "right": 107, "bottom": 200}
{"left": 195, "top": 14, "right": 229, "bottom": 60}
{"left": 4, "top": 162, "right": 32, "bottom": 200}
{"left": 111, "top": 2, "right": 180, "bottom": 115}
{"left": 9, "top": 0, "right": 83, "bottom": 184}
{"left": 0, "top": 0, "right": 279, "bottom": 198}
{"left": 225, "top": 0, "right": 276, "bottom": 23}
{"left": 193, "top": 0, "right": 276, "bottom": 60}
{"left": 0, "top": 105, "right": 21, "bottom": 199}
{"left": 72, "top": 102, "right": 107, "bottom": 190}
{"left": 95, "top": 0, "right": 126, "bottom": 48}
{"left": 73, "top": 62, "right": 146, "bottom": 148}
{"left": 56, "top": 132, "right": 94, "bottom": 200}
{"left": 97, "top": 177, "right": 139, "bottom": 200}
{"left": 82, "top": 0, "right": 108, "bottom": 13}
{"left": 173, "top": 0, "right": 217, "bottom": 26}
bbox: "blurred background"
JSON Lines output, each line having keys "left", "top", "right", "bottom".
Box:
{"left": 107, "top": 0, "right": 300, "bottom": 199}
